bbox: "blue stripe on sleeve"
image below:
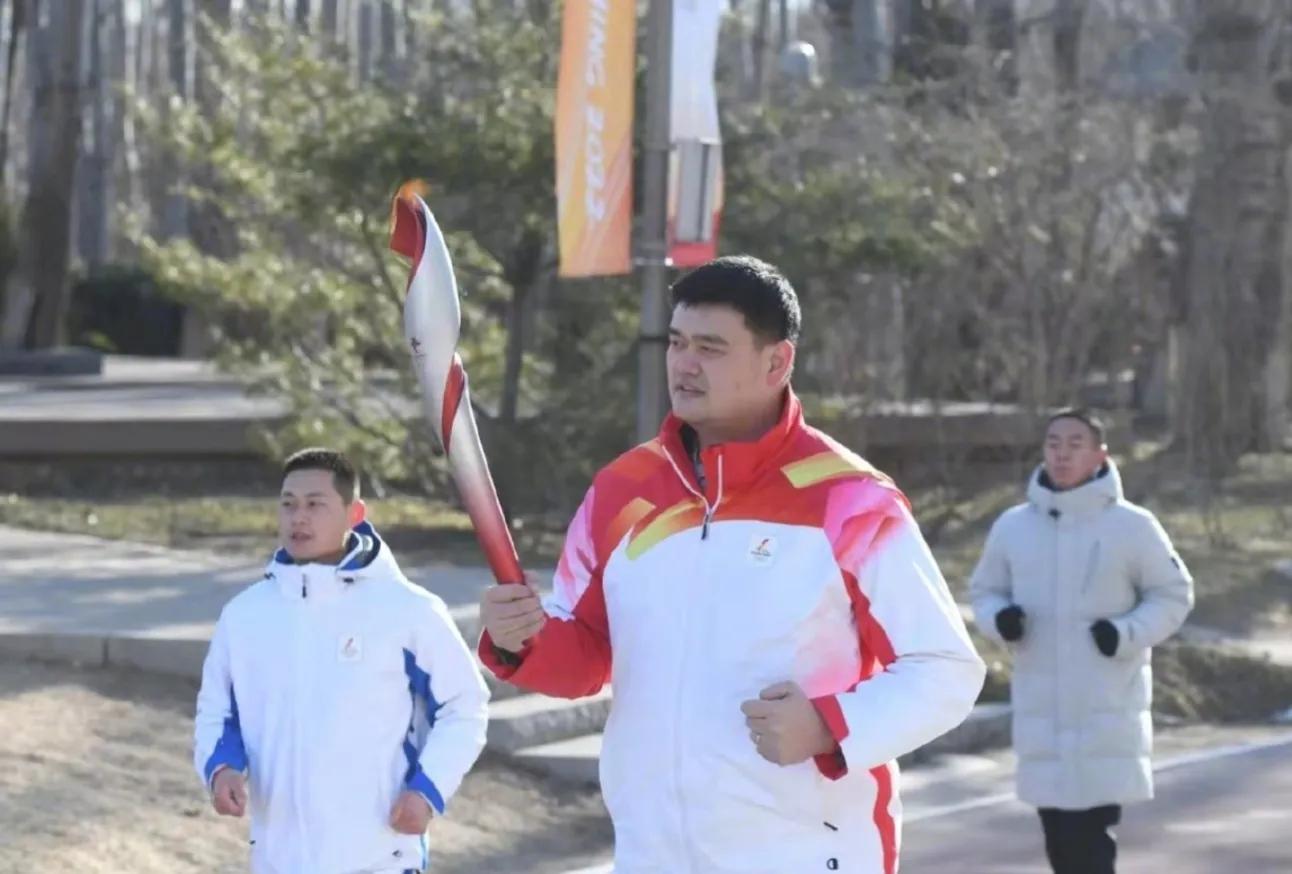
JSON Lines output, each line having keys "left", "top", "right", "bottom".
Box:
{"left": 203, "top": 688, "right": 249, "bottom": 786}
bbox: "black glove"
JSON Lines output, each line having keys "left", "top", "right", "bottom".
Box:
{"left": 995, "top": 605, "right": 1025, "bottom": 642}
{"left": 1090, "top": 619, "right": 1119, "bottom": 657}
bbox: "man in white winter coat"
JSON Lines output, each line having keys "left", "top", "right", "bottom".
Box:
{"left": 194, "top": 448, "right": 490, "bottom": 874}
{"left": 970, "top": 408, "right": 1194, "bottom": 874}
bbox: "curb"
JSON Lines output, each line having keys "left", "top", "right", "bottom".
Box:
{"left": 0, "top": 629, "right": 1016, "bottom": 764}
{"left": 0, "top": 631, "right": 208, "bottom": 680}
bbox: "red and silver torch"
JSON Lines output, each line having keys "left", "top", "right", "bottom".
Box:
{"left": 389, "top": 181, "right": 524, "bottom": 585}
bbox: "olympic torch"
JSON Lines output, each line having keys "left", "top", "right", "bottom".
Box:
{"left": 389, "top": 182, "right": 524, "bottom": 585}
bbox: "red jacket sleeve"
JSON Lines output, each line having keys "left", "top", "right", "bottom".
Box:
{"left": 479, "top": 486, "right": 612, "bottom": 699}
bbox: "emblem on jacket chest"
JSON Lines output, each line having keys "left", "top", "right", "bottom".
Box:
{"left": 338, "top": 634, "right": 363, "bottom": 662}
{"left": 748, "top": 535, "right": 778, "bottom": 566}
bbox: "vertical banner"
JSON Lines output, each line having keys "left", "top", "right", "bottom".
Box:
{"left": 556, "top": 0, "right": 636, "bottom": 277}
{"left": 668, "top": 0, "right": 724, "bottom": 267}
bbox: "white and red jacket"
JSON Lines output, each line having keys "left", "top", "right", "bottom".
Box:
{"left": 481, "top": 393, "right": 985, "bottom": 874}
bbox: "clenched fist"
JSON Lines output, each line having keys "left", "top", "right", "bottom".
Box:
{"left": 480, "top": 579, "right": 546, "bottom": 653}
{"left": 389, "top": 790, "right": 434, "bottom": 835}
{"left": 211, "top": 767, "right": 248, "bottom": 818}
{"left": 740, "top": 682, "right": 838, "bottom": 766}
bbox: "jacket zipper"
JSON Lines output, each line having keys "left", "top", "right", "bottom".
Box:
{"left": 294, "top": 569, "right": 310, "bottom": 862}
{"left": 662, "top": 447, "right": 724, "bottom": 540}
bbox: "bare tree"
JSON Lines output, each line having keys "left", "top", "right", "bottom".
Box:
{"left": 355, "top": 0, "right": 373, "bottom": 83}
{"left": 78, "top": 0, "right": 112, "bottom": 267}
{"left": 1, "top": 0, "right": 28, "bottom": 179}
{"left": 751, "top": 0, "right": 771, "bottom": 98}
{"left": 161, "top": 0, "right": 190, "bottom": 238}
{"left": 320, "top": 0, "right": 339, "bottom": 41}
{"left": 191, "top": 0, "right": 234, "bottom": 261}
{"left": 1175, "top": 0, "right": 1291, "bottom": 475}
{"left": 12, "top": 0, "right": 88, "bottom": 347}
{"left": 377, "top": 0, "right": 397, "bottom": 79}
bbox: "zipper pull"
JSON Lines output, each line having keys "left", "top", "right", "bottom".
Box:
{"left": 702, "top": 515, "right": 710, "bottom": 540}
{"left": 301, "top": 573, "right": 307, "bottom": 599}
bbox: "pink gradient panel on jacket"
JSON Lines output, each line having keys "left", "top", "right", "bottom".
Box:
{"left": 823, "top": 477, "right": 904, "bottom": 573}
{"left": 796, "top": 597, "right": 867, "bottom": 699}
{"left": 553, "top": 488, "right": 598, "bottom": 611}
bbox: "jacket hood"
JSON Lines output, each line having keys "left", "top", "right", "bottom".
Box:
{"left": 1026, "top": 459, "right": 1123, "bottom": 519}
{"left": 264, "top": 520, "right": 397, "bottom": 580}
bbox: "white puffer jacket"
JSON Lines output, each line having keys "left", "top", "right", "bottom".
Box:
{"left": 970, "top": 461, "right": 1193, "bottom": 809}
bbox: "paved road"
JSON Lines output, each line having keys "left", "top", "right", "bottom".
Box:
{"left": 903, "top": 732, "right": 1292, "bottom": 873}
{"left": 564, "top": 727, "right": 1292, "bottom": 874}
{"left": 0, "top": 524, "right": 500, "bottom": 641}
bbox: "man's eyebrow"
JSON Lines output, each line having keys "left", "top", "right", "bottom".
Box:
{"left": 668, "top": 328, "right": 729, "bottom": 344}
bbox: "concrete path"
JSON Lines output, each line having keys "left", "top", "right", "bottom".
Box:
{"left": 3, "top": 523, "right": 1285, "bottom": 791}
{"left": 563, "top": 724, "right": 1292, "bottom": 874}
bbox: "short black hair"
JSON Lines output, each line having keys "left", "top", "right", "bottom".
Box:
{"left": 282, "top": 447, "right": 360, "bottom": 503}
{"left": 669, "top": 255, "right": 802, "bottom": 345}
{"left": 1046, "top": 407, "right": 1106, "bottom": 445}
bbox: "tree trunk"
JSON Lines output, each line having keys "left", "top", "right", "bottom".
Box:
{"left": 378, "top": 0, "right": 397, "bottom": 80}
{"left": 1262, "top": 120, "right": 1292, "bottom": 449}
{"left": 106, "top": 0, "right": 127, "bottom": 253}
{"left": 78, "top": 0, "right": 110, "bottom": 268}
{"left": 970, "top": 0, "right": 1016, "bottom": 95}
{"left": 402, "top": 0, "right": 417, "bottom": 64}
{"left": 750, "top": 0, "right": 770, "bottom": 99}
{"left": 0, "top": 0, "right": 28, "bottom": 331}
{"left": 355, "top": 0, "right": 373, "bottom": 83}
{"left": 1, "top": 0, "right": 28, "bottom": 179}
{"left": 121, "top": 0, "right": 150, "bottom": 222}
{"left": 161, "top": 0, "right": 189, "bottom": 239}
{"left": 499, "top": 233, "right": 545, "bottom": 425}
{"left": 320, "top": 0, "right": 338, "bottom": 41}
{"left": 1175, "top": 1, "right": 1290, "bottom": 475}
{"left": 20, "top": 0, "right": 87, "bottom": 348}
{"left": 499, "top": 280, "right": 529, "bottom": 425}
{"left": 1052, "top": 0, "right": 1084, "bottom": 93}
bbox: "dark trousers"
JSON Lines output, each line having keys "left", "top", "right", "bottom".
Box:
{"left": 1038, "top": 804, "right": 1121, "bottom": 874}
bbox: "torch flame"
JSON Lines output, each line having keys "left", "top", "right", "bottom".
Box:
{"left": 389, "top": 179, "right": 431, "bottom": 262}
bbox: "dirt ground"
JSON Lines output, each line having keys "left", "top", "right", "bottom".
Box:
{"left": 4, "top": 649, "right": 1292, "bottom": 873}
{"left": 0, "top": 658, "right": 612, "bottom": 874}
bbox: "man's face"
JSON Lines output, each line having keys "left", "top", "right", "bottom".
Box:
{"left": 1043, "top": 417, "right": 1107, "bottom": 490}
{"left": 278, "top": 469, "right": 354, "bottom": 562}
{"left": 666, "top": 304, "right": 790, "bottom": 434}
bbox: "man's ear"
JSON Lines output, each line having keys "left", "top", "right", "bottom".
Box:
{"left": 767, "top": 340, "right": 795, "bottom": 386}
{"left": 348, "top": 498, "right": 367, "bottom": 527}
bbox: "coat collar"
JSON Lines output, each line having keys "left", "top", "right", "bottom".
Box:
{"left": 657, "top": 389, "right": 804, "bottom": 500}
{"left": 263, "top": 521, "right": 396, "bottom": 601}
{"left": 1027, "top": 460, "right": 1123, "bottom": 519}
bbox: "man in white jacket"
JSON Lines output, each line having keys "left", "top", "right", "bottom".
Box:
{"left": 970, "top": 409, "right": 1194, "bottom": 874}
{"left": 479, "top": 257, "right": 985, "bottom": 873}
{"left": 194, "top": 448, "right": 489, "bottom": 874}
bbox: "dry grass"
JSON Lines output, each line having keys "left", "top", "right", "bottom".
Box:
{"left": 901, "top": 448, "right": 1292, "bottom": 638}
{"left": 0, "top": 658, "right": 612, "bottom": 874}
{"left": 0, "top": 492, "right": 567, "bottom": 567}
{"left": 3, "top": 446, "right": 1287, "bottom": 626}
